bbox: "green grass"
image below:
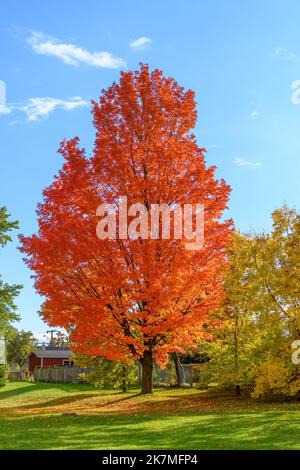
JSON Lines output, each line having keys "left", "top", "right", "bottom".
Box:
{"left": 1, "top": 381, "right": 300, "bottom": 449}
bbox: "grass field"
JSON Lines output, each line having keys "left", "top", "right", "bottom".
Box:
{"left": 1, "top": 381, "right": 300, "bottom": 449}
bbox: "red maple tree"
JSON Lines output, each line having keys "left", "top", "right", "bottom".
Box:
{"left": 20, "top": 65, "right": 232, "bottom": 393}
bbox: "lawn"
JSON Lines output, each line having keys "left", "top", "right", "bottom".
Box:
{"left": 0, "top": 381, "right": 300, "bottom": 449}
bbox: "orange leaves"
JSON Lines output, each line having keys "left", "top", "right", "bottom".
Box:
{"left": 19, "top": 64, "right": 232, "bottom": 368}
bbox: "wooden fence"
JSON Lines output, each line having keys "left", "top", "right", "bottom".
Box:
{"left": 32, "top": 363, "right": 206, "bottom": 386}
{"left": 34, "top": 366, "right": 92, "bottom": 384}
{"left": 12, "top": 364, "right": 254, "bottom": 393}
{"left": 8, "top": 370, "right": 32, "bottom": 381}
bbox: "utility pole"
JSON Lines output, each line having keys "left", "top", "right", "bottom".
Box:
{"left": 46, "top": 330, "right": 59, "bottom": 344}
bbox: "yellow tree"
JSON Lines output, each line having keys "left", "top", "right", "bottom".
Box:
{"left": 202, "top": 216, "right": 299, "bottom": 395}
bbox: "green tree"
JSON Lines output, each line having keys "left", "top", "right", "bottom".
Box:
{"left": 7, "top": 330, "right": 37, "bottom": 367}
{"left": 0, "top": 207, "right": 22, "bottom": 338}
{"left": 49, "top": 331, "right": 70, "bottom": 348}
{"left": 0, "top": 364, "right": 7, "bottom": 387}
{"left": 75, "top": 355, "right": 137, "bottom": 392}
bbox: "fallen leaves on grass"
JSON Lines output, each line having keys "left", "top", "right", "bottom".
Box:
{"left": 1, "top": 389, "right": 300, "bottom": 418}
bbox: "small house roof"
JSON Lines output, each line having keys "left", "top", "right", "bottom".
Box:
{"left": 30, "top": 349, "right": 72, "bottom": 359}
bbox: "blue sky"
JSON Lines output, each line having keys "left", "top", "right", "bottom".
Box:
{"left": 1, "top": 0, "right": 300, "bottom": 335}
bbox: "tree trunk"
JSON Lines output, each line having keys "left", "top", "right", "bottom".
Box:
{"left": 172, "top": 352, "right": 184, "bottom": 387}
{"left": 233, "top": 311, "right": 240, "bottom": 397}
{"left": 140, "top": 350, "right": 153, "bottom": 394}
{"left": 122, "top": 364, "right": 127, "bottom": 393}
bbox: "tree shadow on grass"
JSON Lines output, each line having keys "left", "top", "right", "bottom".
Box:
{"left": 16, "top": 391, "right": 140, "bottom": 412}
{"left": 0, "top": 383, "right": 38, "bottom": 401}
{"left": 17, "top": 393, "right": 100, "bottom": 410}
{"left": 0, "top": 386, "right": 141, "bottom": 414}
{"left": 0, "top": 381, "right": 126, "bottom": 401}
{"left": 1, "top": 411, "right": 300, "bottom": 450}
{"left": 102, "top": 391, "right": 251, "bottom": 416}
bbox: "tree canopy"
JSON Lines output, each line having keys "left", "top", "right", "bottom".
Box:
{"left": 202, "top": 206, "right": 300, "bottom": 398}
{"left": 0, "top": 207, "right": 22, "bottom": 339}
{"left": 7, "top": 330, "right": 37, "bottom": 367}
{"left": 20, "top": 65, "right": 232, "bottom": 393}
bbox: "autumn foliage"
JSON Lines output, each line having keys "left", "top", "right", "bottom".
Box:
{"left": 20, "top": 65, "right": 232, "bottom": 393}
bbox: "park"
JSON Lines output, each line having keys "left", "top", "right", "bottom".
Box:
{"left": 1, "top": 382, "right": 300, "bottom": 450}
{"left": 1, "top": 1, "right": 300, "bottom": 454}
{"left": 1, "top": 61, "right": 300, "bottom": 452}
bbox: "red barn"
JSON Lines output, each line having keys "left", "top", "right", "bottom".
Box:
{"left": 28, "top": 349, "right": 73, "bottom": 372}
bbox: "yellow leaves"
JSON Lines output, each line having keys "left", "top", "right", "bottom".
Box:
{"left": 289, "top": 377, "right": 300, "bottom": 396}
{"left": 252, "top": 358, "right": 292, "bottom": 399}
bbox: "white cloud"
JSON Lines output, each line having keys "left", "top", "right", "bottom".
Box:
{"left": 0, "top": 104, "right": 12, "bottom": 115}
{"left": 234, "top": 158, "right": 262, "bottom": 169}
{"left": 273, "top": 47, "right": 298, "bottom": 62}
{"left": 0, "top": 96, "right": 88, "bottom": 121}
{"left": 0, "top": 80, "right": 10, "bottom": 114}
{"left": 129, "top": 36, "right": 152, "bottom": 50}
{"left": 291, "top": 80, "right": 300, "bottom": 104}
{"left": 249, "top": 111, "right": 260, "bottom": 120}
{"left": 18, "top": 96, "right": 88, "bottom": 121}
{"left": 28, "top": 31, "right": 126, "bottom": 68}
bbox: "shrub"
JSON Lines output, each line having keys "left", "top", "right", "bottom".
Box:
{"left": 81, "top": 358, "right": 137, "bottom": 391}
{"left": 252, "top": 358, "right": 292, "bottom": 399}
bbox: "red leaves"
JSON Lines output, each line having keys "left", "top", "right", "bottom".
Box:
{"left": 20, "top": 64, "right": 232, "bottom": 367}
